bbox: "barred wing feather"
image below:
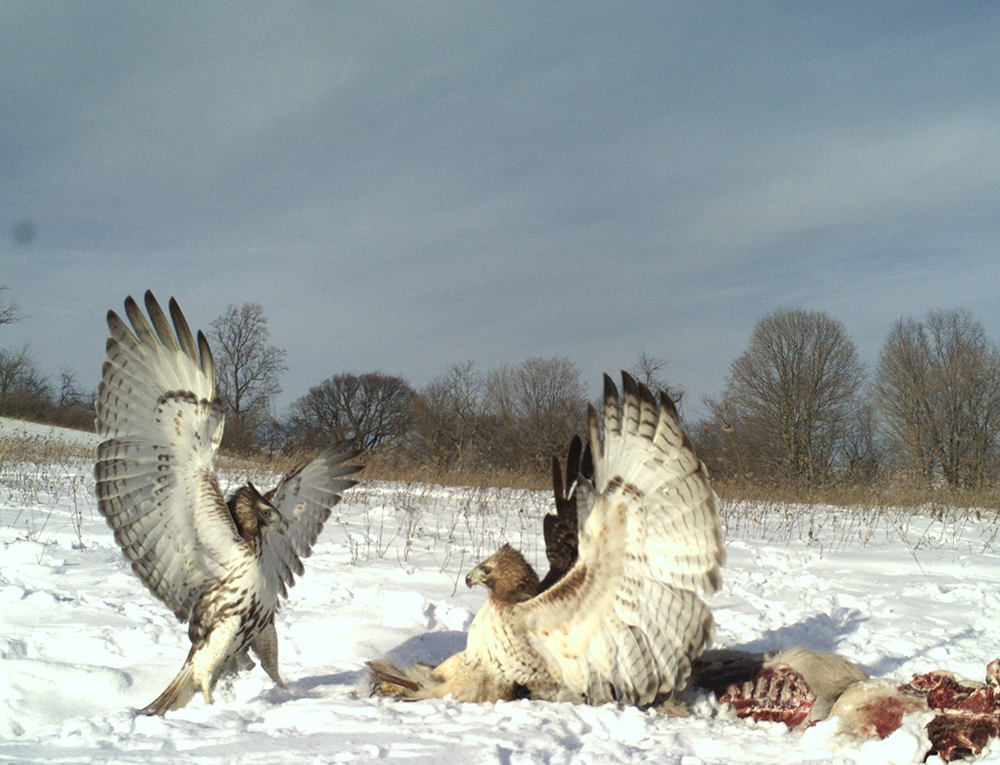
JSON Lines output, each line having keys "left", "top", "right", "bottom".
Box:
{"left": 518, "top": 373, "right": 724, "bottom": 705}
{"left": 261, "top": 444, "right": 361, "bottom": 597}
{"left": 94, "top": 291, "right": 236, "bottom": 622}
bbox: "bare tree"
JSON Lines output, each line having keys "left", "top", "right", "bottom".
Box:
{"left": 484, "top": 356, "right": 588, "bottom": 473}
{"left": 409, "top": 361, "right": 488, "bottom": 469}
{"left": 45, "top": 366, "right": 96, "bottom": 429}
{"left": 209, "top": 303, "right": 288, "bottom": 452}
{"left": 841, "top": 400, "right": 882, "bottom": 484}
{"left": 58, "top": 367, "right": 87, "bottom": 408}
{"left": 873, "top": 318, "right": 936, "bottom": 483}
{"left": 290, "top": 371, "right": 415, "bottom": 451}
{"left": 0, "top": 287, "right": 19, "bottom": 326}
{"left": 693, "top": 396, "right": 763, "bottom": 482}
{"left": 0, "top": 346, "right": 36, "bottom": 402}
{"left": 704, "top": 308, "right": 866, "bottom": 484}
{"left": 873, "top": 309, "right": 1000, "bottom": 488}
{"left": 629, "top": 351, "right": 684, "bottom": 404}
{"left": 0, "top": 345, "right": 52, "bottom": 419}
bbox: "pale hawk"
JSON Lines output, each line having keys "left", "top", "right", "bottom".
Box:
{"left": 95, "top": 291, "right": 361, "bottom": 715}
{"left": 371, "top": 372, "right": 724, "bottom": 706}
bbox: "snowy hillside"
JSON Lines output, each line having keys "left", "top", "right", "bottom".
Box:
{"left": 1, "top": 417, "right": 999, "bottom": 764}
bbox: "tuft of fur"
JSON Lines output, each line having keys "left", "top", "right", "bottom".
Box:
{"left": 830, "top": 679, "right": 930, "bottom": 739}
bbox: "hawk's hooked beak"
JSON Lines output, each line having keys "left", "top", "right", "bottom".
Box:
{"left": 465, "top": 564, "right": 487, "bottom": 589}
{"left": 260, "top": 500, "right": 289, "bottom": 534}
{"left": 270, "top": 513, "right": 289, "bottom": 534}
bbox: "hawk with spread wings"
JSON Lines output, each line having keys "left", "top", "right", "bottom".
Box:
{"left": 370, "top": 372, "right": 724, "bottom": 706}
{"left": 95, "top": 291, "right": 361, "bottom": 715}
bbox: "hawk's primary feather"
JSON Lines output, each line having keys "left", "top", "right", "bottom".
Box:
{"left": 371, "top": 371, "right": 724, "bottom": 707}
{"left": 95, "top": 291, "right": 361, "bottom": 714}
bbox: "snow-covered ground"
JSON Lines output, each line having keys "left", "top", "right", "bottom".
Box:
{"left": 2, "top": 417, "right": 1000, "bottom": 764}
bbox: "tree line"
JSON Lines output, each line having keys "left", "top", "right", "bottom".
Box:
{"left": 4, "top": 286, "right": 1000, "bottom": 492}
{"left": 0, "top": 288, "right": 94, "bottom": 429}
{"left": 695, "top": 307, "right": 1000, "bottom": 491}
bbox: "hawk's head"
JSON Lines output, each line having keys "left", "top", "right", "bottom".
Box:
{"left": 466, "top": 544, "right": 541, "bottom": 605}
{"left": 229, "top": 482, "right": 288, "bottom": 542}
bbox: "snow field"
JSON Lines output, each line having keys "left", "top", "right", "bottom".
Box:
{"left": 2, "top": 418, "right": 1000, "bottom": 763}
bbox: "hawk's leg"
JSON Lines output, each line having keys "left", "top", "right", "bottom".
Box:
{"left": 251, "top": 620, "right": 285, "bottom": 688}
{"left": 192, "top": 615, "right": 241, "bottom": 705}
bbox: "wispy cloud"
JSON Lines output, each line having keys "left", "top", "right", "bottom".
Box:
{"left": 2, "top": 2, "right": 998, "bottom": 420}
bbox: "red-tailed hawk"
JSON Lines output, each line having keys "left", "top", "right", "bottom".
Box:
{"left": 95, "top": 291, "right": 361, "bottom": 715}
{"left": 371, "top": 372, "right": 725, "bottom": 706}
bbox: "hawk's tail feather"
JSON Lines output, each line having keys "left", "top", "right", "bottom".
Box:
{"left": 142, "top": 662, "right": 199, "bottom": 716}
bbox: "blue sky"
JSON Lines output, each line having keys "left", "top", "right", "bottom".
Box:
{"left": 3, "top": 2, "right": 999, "bottom": 419}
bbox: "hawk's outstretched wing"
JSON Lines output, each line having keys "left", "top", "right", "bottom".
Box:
{"left": 261, "top": 443, "right": 361, "bottom": 598}
{"left": 538, "top": 435, "right": 584, "bottom": 592}
{"left": 516, "top": 372, "right": 725, "bottom": 705}
{"left": 95, "top": 291, "right": 237, "bottom": 622}
{"left": 372, "top": 372, "right": 725, "bottom": 707}
{"left": 96, "top": 291, "right": 363, "bottom": 714}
